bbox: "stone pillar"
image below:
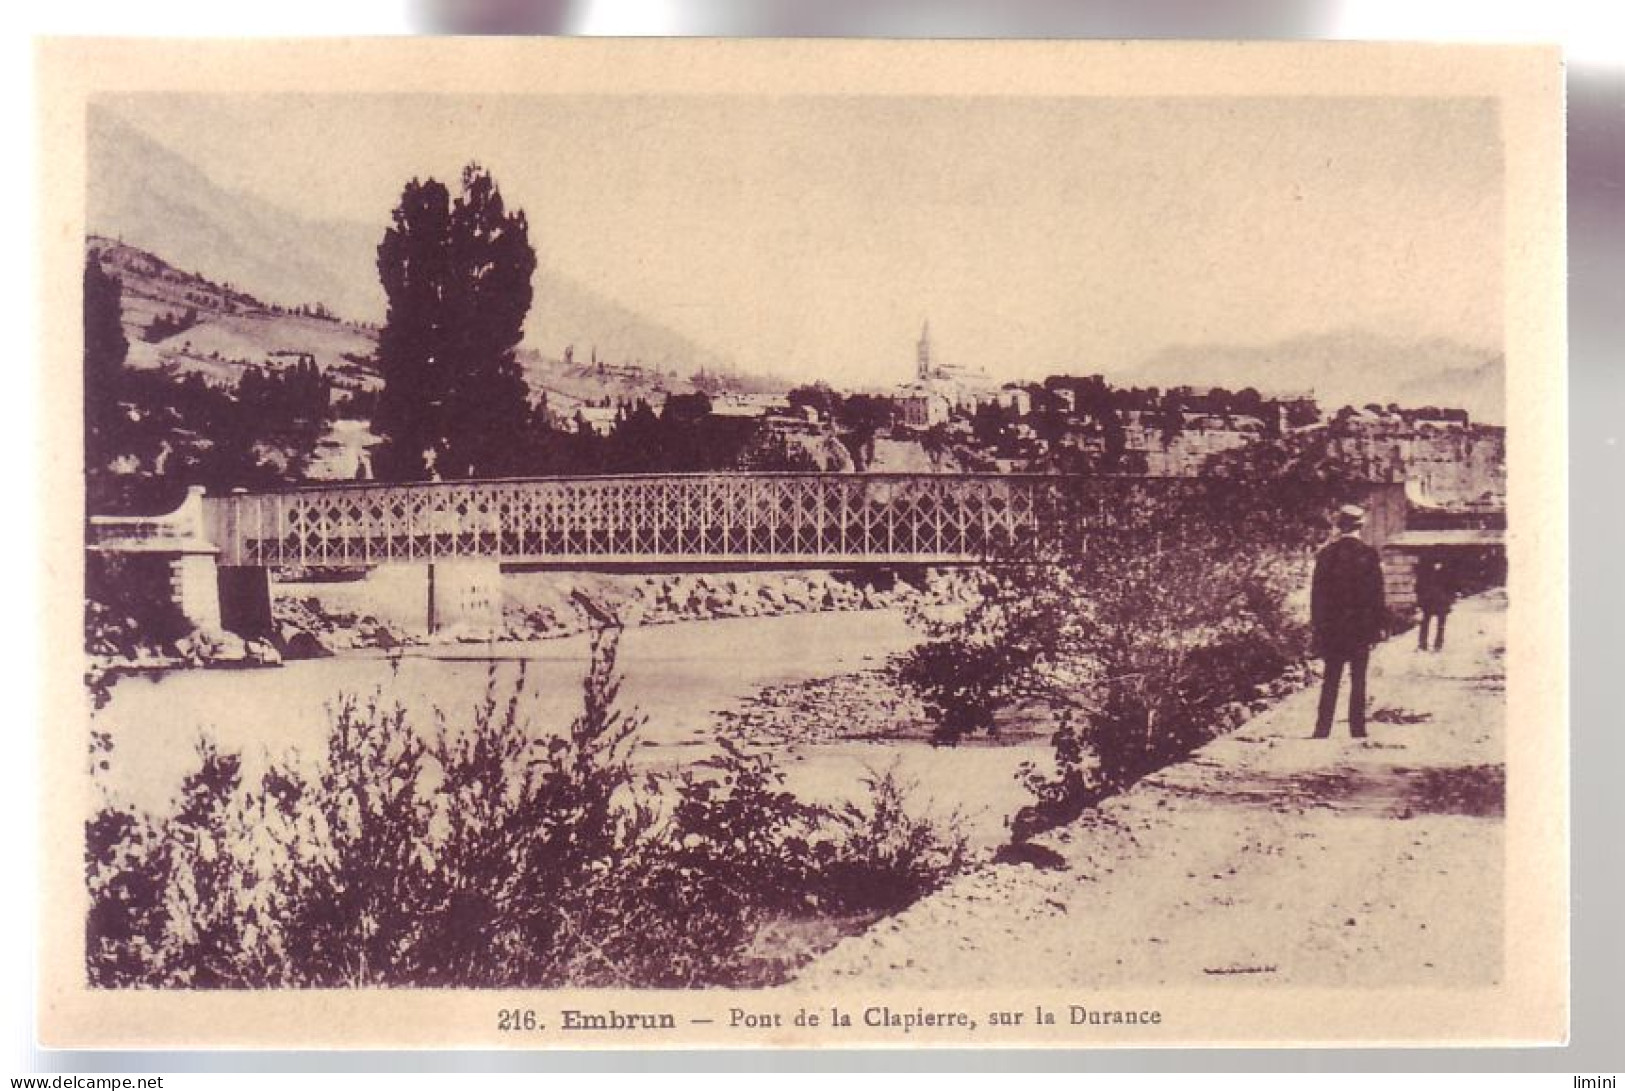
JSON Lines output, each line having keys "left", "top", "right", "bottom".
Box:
{"left": 354, "top": 563, "right": 435, "bottom": 633}
{"left": 169, "top": 550, "right": 223, "bottom": 633}
{"left": 1361, "top": 481, "right": 1409, "bottom": 550}
{"left": 354, "top": 560, "right": 504, "bottom": 635}
{"left": 217, "top": 565, "right": 273, "bottom": 639}
{"left": 429, "top": 559, "right": 504, "bottom": 634}
{"left": 1381, "top": 547, "right": 1419, "bottom": 614}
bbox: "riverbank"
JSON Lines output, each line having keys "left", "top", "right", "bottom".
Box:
{"left": 84, "top": 566, "right": 976, "bottom": 684}
{"left": 272, "top": 566, "right": 975, "bottom": 653}
{"left": 794, "top": 590, "right": 1507, "bottom": 989}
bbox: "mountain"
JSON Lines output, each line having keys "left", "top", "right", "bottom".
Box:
{"left": 1393, "top": 354, "right": 1506, "bottom": 423}
{"left": 88, "top": 112, "right": 383, "bottom": 327}
{"left": 1129, "top": 329, "right": 1506, "bottom": 424}
{"left": 524, "top": 265, "right": 746, "bottom": 385}
{"left": 87, "top": 110, "right": 749, "bottom": 383}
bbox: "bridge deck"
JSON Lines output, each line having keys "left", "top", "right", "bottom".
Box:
{"left": 93, "top": 474, "right": 1412, "bottom": 572}
{"left": 202, "top": 473, "right": 1070, "bottom": 569}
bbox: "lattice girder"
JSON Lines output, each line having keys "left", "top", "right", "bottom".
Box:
{"left": 199, "top": 472, "right": 1119, "bottom": 569}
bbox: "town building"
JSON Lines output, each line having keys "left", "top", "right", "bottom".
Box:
{"left": 896, "top": 388, "right": 952, "bottom": 429}
{"left": 895, "top": 320, "right": 1001, "bottom": 427}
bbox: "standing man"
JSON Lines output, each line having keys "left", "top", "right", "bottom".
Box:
{"left": 1311, "top": 504, "right": 1387, "bottom": 739}
{"left": 1414, "top": 555, "right": 1457, "bottom": 652}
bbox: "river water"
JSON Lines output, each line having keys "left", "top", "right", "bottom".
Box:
{"left": 95, "top": 610, "right": 1044, "bottom": 848}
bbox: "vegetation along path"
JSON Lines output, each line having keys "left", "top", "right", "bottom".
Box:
{"left": 796, "top": 591, "right": 1507, "bottom": 990}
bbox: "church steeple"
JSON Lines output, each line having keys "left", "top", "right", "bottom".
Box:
{"left": 916, "top": 319, "right": 932, "bottom": 381}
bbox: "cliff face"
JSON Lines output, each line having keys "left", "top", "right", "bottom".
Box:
{"left": 1115, "top": 415, "right": 1505, "bottom": 510}
{"left": 1327, "top": 426, "right": 1506, "bottom": 506}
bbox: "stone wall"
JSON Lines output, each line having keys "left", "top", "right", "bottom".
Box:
{"left": 1329, "top": 426, "right": 1506, "bottom": 506}
{"left": 1381, "top": 548, "right": 1420, "bottom": 614}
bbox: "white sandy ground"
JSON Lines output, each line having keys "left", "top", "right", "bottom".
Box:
{"left": 795, "top": 591, "right": 1507, "bottom": 990}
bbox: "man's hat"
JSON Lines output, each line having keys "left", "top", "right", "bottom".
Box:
{"left": 1335, "top": 504, "right": 1367, "bottom": 530}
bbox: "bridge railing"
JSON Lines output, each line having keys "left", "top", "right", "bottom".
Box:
{"left": 201, "top": 473, "right": 1071, "bottom": 569}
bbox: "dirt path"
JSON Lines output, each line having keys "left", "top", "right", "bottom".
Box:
{"left": 795, "top": 591, "right": 1507, "bottom": 990}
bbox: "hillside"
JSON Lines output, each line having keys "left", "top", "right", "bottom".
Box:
{"left": 89, "top": 234, "right": 788, "bottom": 416}
{"left": 90, "top": 236, "right": 381, "bottom": 395}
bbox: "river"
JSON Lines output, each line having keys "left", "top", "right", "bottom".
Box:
{"left": 95, "top": 610, "right": 1046, "bottom": 849}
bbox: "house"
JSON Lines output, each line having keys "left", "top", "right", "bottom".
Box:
{"left": 897, "top": 387, "right": 951, "bottom": 429}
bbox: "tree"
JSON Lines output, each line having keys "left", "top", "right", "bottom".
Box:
{"left": 375, "top": 165, "right": 536, "bottom": 480}
{"left": 1201, "top": 427, "right": 1370, "bottom": 494}
{"left": 786, "top": 383, "right": 838, "bottom": 421}
{"left": 84, "top": 253, "right": 128, "bottom": 463}
{"left": 1157, "top": 390, "right": 1186, "bottom": 447}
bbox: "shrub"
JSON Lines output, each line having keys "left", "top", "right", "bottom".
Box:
{"left": 904, "top": 478, "right": 1341, "bottom": 837}
{"left": 86, "top": 627, "right": 965, "bottom": 988}
{"left": 821, "top": 765, "right": 968, "bottom": 916}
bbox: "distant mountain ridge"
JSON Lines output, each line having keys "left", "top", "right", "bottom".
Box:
{"left": 1130, "top": 328, "right": 1505, "bottom": 425}
{"left": 89, "top": 112, "right": 381, "bottom": 326}
{"left": 87, "top": 110, "right": 749, "bottom": 381}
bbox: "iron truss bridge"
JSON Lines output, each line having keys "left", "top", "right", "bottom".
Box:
{"left": 194, "top": 473, "right": 1138, "bottom": 569}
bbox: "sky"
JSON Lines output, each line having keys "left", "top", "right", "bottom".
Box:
{"left": 105, "top": 93, "right": 1504, "bottom": 387}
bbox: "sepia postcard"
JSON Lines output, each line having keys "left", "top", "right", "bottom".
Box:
{"left": 37, "top": 38, "right": 1566, "bottom": 1049}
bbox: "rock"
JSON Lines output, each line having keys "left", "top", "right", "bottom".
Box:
{"left": 203, "top": 630, "right": 248, "bottom": 664}
{"left": 993, "top": 841, "right": 1069, "bottom": 871}
{"left": 172, "top": 631, "right": 204, "bottom": 661}
{"left": 244, "top": 639, "right": 283, "bottom": 666}
{"left": 281, "top": 629, "right": 332, "bottom": 660}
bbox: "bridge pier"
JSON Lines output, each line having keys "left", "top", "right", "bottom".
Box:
{"left": 347, "top": 560, "right": 504, "bottom": 635}
{"left": 88, "top": 487, "right": 227, "bottom": 640}
{"left": 169, "top": 550, "right": 224, "bottom": 633}
{"left": 217, "top": 565, "right": 274, "bottom": 639}
{"left": 425, "top": 559, "right": 504, "bottom": 634}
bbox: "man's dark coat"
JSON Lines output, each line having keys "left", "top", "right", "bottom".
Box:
{"left": 1414, "top": 558, "right": 1457, "bottom": 614}
{"left": 1310, "top": 534, "right": 1387, "bottom": 657}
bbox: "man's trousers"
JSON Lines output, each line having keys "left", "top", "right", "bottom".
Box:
{"left": 1314, "top": 647, "right": 1370, "bottom": 738}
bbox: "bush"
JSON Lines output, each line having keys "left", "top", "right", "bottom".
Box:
{"left": 86, "top": 554, "right": 191, "bottom": 652}
{"left": 903, "top": 479, "right": 1340, "bottom": 837}
{"left": 822, "top": 765, "right": 968, "bottom": 916}
{"left": 86, "top": 628, "right": 966, "bottom": 988}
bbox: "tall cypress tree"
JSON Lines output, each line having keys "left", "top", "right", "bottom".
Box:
{"left": 375, "top": 165, "right": 536, "bottom": 480}
{"left": 83, "top": 253, "right": 128, "bottom": 465}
